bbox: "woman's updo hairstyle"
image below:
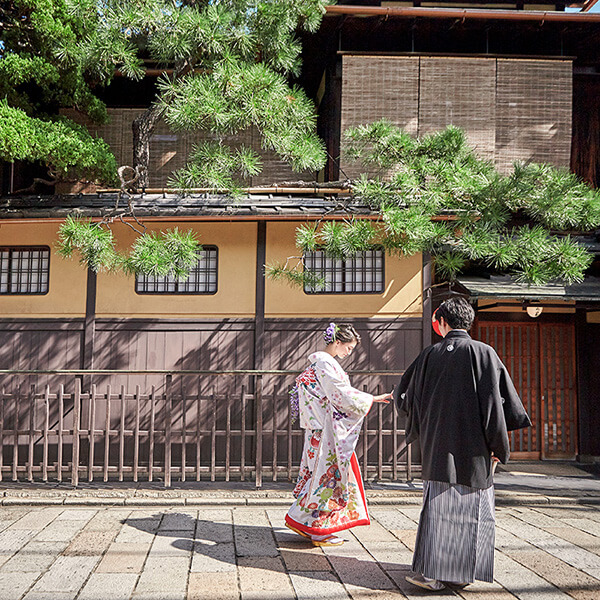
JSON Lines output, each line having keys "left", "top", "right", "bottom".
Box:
{"left": 323, "top": 322, "right": 361, "bottom": 345}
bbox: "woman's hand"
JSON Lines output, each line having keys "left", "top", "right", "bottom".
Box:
{"left": 372, "top": 392, "right": 393, "bottom": 404}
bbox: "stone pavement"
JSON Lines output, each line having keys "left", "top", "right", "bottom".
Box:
{"left": 1, "top": 500, "right": 600, "bottom": 599}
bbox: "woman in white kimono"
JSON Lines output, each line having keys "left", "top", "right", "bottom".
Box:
{"left": 285, "top": 323, "right": 392, "bottom": 547}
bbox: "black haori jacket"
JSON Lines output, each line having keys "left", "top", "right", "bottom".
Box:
{"left": 395, "top": 329, "right": 531, "bottom": 489}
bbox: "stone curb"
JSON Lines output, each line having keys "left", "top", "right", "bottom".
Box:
{"left": 1, "top": 492, "right": 598, "bottom": 507}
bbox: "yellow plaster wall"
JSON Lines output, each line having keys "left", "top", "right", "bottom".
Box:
{"left": 0, "top": 221, "right": 87, "bottom": 317}
{"left": 264, "top": 221, "right": 422, "bottom": 318}
{"left": 96, "top": 221, "right": 257, "bottom": 318}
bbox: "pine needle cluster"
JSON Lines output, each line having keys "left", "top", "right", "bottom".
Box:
{"left": 271, "top": 121, "right": 600, "bottom": 288}
{"left": 56, "top": 217, "right": 202, "bottom": 279}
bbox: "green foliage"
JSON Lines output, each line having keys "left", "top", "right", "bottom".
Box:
{"left": 56, "top": 218, "right": 202, "bottom": 278}
{"left": 169, "top": 141, "right": 262, "bottom": 197}
{"left": 56, "top": 217, "right": 121, "bottom": 272}
{"left": 272, "top": 122, "right": 600, "bottom": 287}
{"left": 0, "top": 0, "right": 115, "bottom": 182}
{"left": 265, "top": 262, "right": 326, "bottom": 290}
{"left": 0, "top": 101, "right": 118, "bottom": 184}
{"left": 65, "top": 0, "right": 329, "bottom": 189}
{"left": 125, "top": 229, "right": 201, "bottom": 279}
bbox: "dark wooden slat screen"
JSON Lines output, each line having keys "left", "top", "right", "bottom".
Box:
{"left": 0, "top": 371, "right": 412, "bottom": 487}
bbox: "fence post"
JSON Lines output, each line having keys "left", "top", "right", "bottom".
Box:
{"left": 27, "top": 384, "right": 35, "bottom": 482}
{"left": 165, "top": 374, "right": 172, "bottom": 487}
{"left": 255, "top": 374, "right": 263, "bottom": 488}
{"left": 43, "top": 385, "right": 50, "bottom": 482}
{"left": 72, "top": 378, "right": 81, "bottom": 486}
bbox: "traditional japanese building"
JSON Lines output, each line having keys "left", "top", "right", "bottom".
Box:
{"left": 1, "top": 1, "right": 600, "bottom": 484}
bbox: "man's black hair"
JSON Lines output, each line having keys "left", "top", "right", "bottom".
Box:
{"left": 436, "top": 297, "right": 475, "bottom": 331}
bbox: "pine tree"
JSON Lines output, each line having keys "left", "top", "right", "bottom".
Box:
{"left": 267, "top": 121, "right": 600, "bottom": 286}
{"left": 1, "top": 1, "right": 330, "bottom": 277}
{"left": 0, "top": 0, "right": 118, "bottom": 189}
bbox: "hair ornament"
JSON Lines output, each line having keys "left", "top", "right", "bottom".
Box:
{"left": 323, "top": 322, "right": 338, "bottom": 345}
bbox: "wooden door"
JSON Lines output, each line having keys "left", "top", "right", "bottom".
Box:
{"left": 474, "top": 321, "right": 577, "bottom": 459}
{"left": 540, "top": 324, "right": 578, "bottom": 458}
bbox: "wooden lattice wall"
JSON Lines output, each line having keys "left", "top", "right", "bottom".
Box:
{"left": 60, "top": 109, "right": 314, "bottom": 191}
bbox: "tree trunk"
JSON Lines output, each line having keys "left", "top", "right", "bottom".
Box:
{"left": 132, "top": 104, "right": 166, "bottom": 189}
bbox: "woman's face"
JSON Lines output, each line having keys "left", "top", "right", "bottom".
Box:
{"left": 333, "top": 340, "right": 357, "bottom": 359}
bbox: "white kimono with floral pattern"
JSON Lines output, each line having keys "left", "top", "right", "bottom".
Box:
{"left": 285, "top": 351, "right": 374, "bottom": 536}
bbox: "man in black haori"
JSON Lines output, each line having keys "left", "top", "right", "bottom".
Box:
{"left": 395, "top": 297, "right": 531, "bottom": 592}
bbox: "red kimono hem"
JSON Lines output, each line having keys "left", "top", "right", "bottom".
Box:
{"left": 285, "top": 453, "right": 371, "bottom": 536}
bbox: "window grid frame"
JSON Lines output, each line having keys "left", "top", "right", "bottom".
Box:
{"left": 303, "top": 248, "right": 385, "bottom": 295}
{"left": 135, "top": 245, "right": 219, "bottom": 295}
{"left": 0, "top": 246, "right": 50, "bottom": 296}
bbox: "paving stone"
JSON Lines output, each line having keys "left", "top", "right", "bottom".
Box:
{"left": 28, "top": 555, "right": 99, "bottom": 594}
{"left": 509, "top": 549, "right": 600, "bottom": 600}
{"left": 396, "top": 507, "right": 422, "bottom": 523}
{"left": 54, "top": 509, "right": 97, "bottom": 522}
{"left": 153, "top": 530, "right": 195, "bottom": 556}
{"left": 64, "top": 529, "right": 115, "bottom": 556}
{"left": 35, "top": 520, "right": 86, "bottom": 542}
{"left": 95, "top": 542, "right": 151, "bottom": 573}
{"left": 280, "top": 547, "right": 332, "bottom": 572}
{"left": 370, "top": 508, "right": 419, "bottom": 531}
{"left": 562, "top": 518, "right": 600, "bottom": 538}
{"left": 233, "top": 509, "right": 279, "bottom": 557}
{"left": 78, "top": 573, "right": 139, "bottom": 600}
{"left": 0, "top": 528, "right": 36, "bottom": 554}
{"left": 8, "top": 507, "right": 62, "bottom": 530}
{"left": 237, "top": 556, "right": 293, "bottom": 596}
{"left": 452, "top": 581, "right": 517, "bottom": 600}
{"left": 3, "top": 497, "right": 64, "bottom": 506}
{"left": 323, "top": 538, "right": 396, "bottom": 591}
{"left": 114, "top": 514, "right": 159, "bottom": 544}
{"left": 22, "top": 592, "right": 77, "bottom": 600}
{"left": 196, "top": 513, "right": 234, "bottom": 544}
{"left": 289, "top": 570, "right": 350, "bottom": 600}
{"left": 358, "top": 540, "right": 414, "bottom": 573}
{"left": 134, "top": 556, "right": 189, "bottom": 595}
{"left": 187, "top": 571, "right": 239, "bottom": 600}
{"left": 386, "top": 569, "right": 459, "bottom": 599}
{"left": 159, "top": 510, "right": 198, "bottom": 533}
{"left": 83, "top": 509, "right": 131, "bottom": 532}
{"left": 511, "top": 508, "right": 562, "bottom": 528}
{"left": 351, "top": 520, "right": 398, "bottom": 543}
{"left": 501, "top": 516, "right": 600, "bottom": 578}
{"left": 0, "top": 571, "right": 40, "bottom": 600}
{"left": 191, "top": 541, "right": 236, "bottom": 572}
{"left": 0, "top": 540, "right": 66, "bottom": 572}
{"left": 542, "top": 526, "right": 600, "bottom": 557}
{"left": 132, "top": 592, "right": 186, "bottom": 600}
{"left": 494, "top": 550, "right": 572, "bottom": 599}
{"left": 344, "top": 583, "right": 407, "bottom": 600}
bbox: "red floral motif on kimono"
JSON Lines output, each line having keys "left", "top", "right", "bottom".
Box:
{"left": 296, "top": 367, "right": 317, "bottom": 388}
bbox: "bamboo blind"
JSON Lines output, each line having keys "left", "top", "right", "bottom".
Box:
{"left": 340, "top": 55, "right": 573, "bottom": 178}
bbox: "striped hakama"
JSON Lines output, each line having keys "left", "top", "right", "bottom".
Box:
{"left": 412, "top": 480, "right": 495, "bottom": 584}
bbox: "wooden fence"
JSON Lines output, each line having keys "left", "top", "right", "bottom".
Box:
{"left": 0, "top": 370, "right": 412, "bottom": 487}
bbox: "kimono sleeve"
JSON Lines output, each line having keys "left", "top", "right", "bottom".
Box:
{"left": 394, "top": 355, "right": 421, "bottom": 445}
{"left": 475, "top": 347, "right": 530, "bottom": 463}
{"left": 498, "top": 364, "right": 532, "bottom": 431}
{"left": 313, "top": 358, "right": 373, "bottom": 418}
